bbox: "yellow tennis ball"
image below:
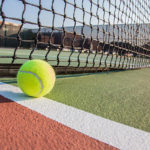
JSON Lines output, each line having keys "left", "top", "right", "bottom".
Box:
{"left": 17, "top": 59, "right": 56, "bottom": 97}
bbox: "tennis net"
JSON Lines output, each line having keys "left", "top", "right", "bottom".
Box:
{"left": 0, "top": 0, "right": 150, "bottom": 74}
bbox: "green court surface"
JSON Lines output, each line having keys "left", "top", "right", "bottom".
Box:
{"left": 0, "top": 48, "right": 142, "bottom": 68}
{"left": 1, "top": 68, "right": 150, "bottom": 132}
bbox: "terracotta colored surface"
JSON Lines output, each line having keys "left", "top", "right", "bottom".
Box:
{"left": 0, "top": 95, "right": 118, "bottom": 150}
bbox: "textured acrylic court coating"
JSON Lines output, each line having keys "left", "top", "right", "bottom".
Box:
{"left": 0, "top": 95, "right": 117, "bottom": 150}
{"left": 1, "top": 83, "right": 150, "bottom": 150}
{"left": 1, "top": 68, "right": 150, "bottom": 132}
{"left": 48, "top": 69, "right": 150, "bottom": 132}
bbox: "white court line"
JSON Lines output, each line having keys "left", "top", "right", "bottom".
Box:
{"left": 0, "top": 82, "right": 150, "bottom": 150}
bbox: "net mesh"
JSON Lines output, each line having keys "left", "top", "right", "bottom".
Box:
{"left": 0, "top": 0, "right": 150, "bottom": 73}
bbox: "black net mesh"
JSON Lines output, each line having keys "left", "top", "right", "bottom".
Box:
{"left": 0, "top": 0, "right": 150, "bottom": 73}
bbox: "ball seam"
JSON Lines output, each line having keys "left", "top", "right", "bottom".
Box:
{"left": 19, "top": 71, "right": 43, "bottom": 96}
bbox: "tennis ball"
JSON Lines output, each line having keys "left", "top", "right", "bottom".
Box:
{"left": 17, "top": 59, "right": 56, "bottom": 97}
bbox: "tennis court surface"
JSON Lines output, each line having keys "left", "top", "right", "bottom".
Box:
{"left": 1, "top": 0, "right": 150, "bottom": 149}
{"left": 1, "top": 69, "right": 150, "bottom": 149}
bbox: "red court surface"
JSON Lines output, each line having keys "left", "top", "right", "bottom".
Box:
{"left": 0, "top": 95, "right": 117, "bottom": 150}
